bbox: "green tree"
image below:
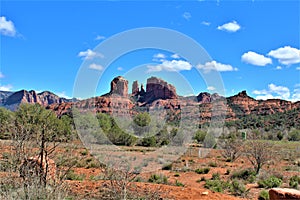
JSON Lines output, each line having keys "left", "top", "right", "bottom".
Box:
{"left": 133, "top": 112, "right": 151, "bottom": 127}
{"left": 0, "top": 107, "right": 14, "bottom": 139}
{"left": 193, "top": 130, "right": 207, "bottom": 143}
{"left": 288, "top": 129, "right": 300, "bottom": 141}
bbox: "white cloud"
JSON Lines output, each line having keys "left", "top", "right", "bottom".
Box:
{"left": 201, "top": 21, "right": 211, "bottom": 26}
{"left": 207, "top": 86, "right": 216, "bottom": 91}
{"left": 0, "top": 16, "right": 16, "bottom": 37}
{"left": 241, "top": 51, "right": 272, "bottom": 66}
{"left": 171, "top": 54, "right": 180, "bottom": 59}
{"left": 197, "top": 60, "right": 238, "bottom": 73}
{"left": 253, "top": 83, "right": 290, "bottom": 100}
{"left": 296, "top": 67, "right": 300, "bottom": 70}
{"left": 95, "top": 35, "right": 105, "bottom": 40}
{"left": 268, "top": 46, "right": 300, "bottom": 65}
{"left": 56, "top": 91, "right": 72, "bottom": 99}
{"left": 0, "top": 84, "right": 12, "bottom": 91}
{"left": 78, "top": 49, "right": 104, "bottom": 60}
{"left": 89, "top": 63, "right": 104, "bottom": 71}
{"left": 117, "top": 67, "right": 123, "bottom": 71}
{"left": 0, "top": 72, "right": 4, "bottom": 78}
{"left": 183, "top": 12, "right": 191, "bottom": 20}
{"left": 292, "top": 88, "right": 300, "bottom": 101}
{"left": 275, "top": 66, "right": 282, "bottom": 70}
{"left": 147, "top": 60, "right": 192, "bottom": 72}
{"left": 217, "top": 21, "right": 241, "bottom": 32}
{"left": 153, "top": 53, "right": 166, "bottom": 59}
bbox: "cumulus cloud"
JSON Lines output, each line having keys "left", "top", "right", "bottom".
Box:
{"left": 171, "top": 54, "right": 180, "bottom": 59}
{"left": 117, "top": 67, "right": 123, "bottom": 71}
{"left": 275, "top": 66, "right": 282, "bottom": 70}
{"left": 89, "top": 63, "right": 104, "bottom": 71}
{"left": 292, "top": 88, "right": 300, "bottom": 101}
{"left": 197, "top": 60, "right": 238, "bottom": 73}
{"left": 0, "top": 84, "right": 13, "bottom": 91}
{"left": 0, "top": 16, "right": 16, "bottom": 37}
{"left": 183, "top": 12, "right": 191, "bottom": 20}
{"left": 296, "top": 67, "right": 300, "bottom": 70}
{"left": 268, "top": 46, "right": 300, "bottom": 65}
{"left": 78, "top": 49, "right": 104, "bottom": 60}
{"left": 217, "top": 21, "right": 241, "bottom": 32}
{"left": 207, "top": 86, "right": 216, "bottom": 91}
{"left": 0, "top": 72, "right": 4, "bottom": 78}
{"left": 201, "top": 21, "right": 211, "bottom": 26}
{"left": 153, "top": 53, "right": 166, "bottom": 59}
{"left": 241, "top": 51, "right": 272, "bottom": 66}
{"left": 253, "top": 83, "right": 290, "bottom": 100}
{"left": 95, "top": 35, "right": 105, "bottom": 40}
{"left": 147, "top": 60, "right": 192, "bottom": 72}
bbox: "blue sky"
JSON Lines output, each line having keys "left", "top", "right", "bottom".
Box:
{"left": 0, "top": 0, "right": 299, "bottom": 101}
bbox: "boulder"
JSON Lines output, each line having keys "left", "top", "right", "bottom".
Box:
{"left": 269, "top": 188, "right": 300, "bottom": 200}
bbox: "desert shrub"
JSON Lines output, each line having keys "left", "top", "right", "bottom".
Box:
{"left": 204, "top": 179, "right": 229, "bottom": 193}
{"left": 148, "top": 174, "right": 168, "bottom": 184}
{"left": 175, "top": 180, "right": 184, "bottom": 187}
{"left": 193, "top": 130, "right": 207, "bottom": 143}
{"left": 258, "top": 176, "right": 282, "bottom": 188}
{"left": 208, "top": 162, "right": 217, "bottom": 167}
{"left": 211, "top": 172, "right": 220, "bottom": 180}
{"left": 229, "top": 179, "right": 248, "bottom": 197}
{"left": 65, "top": 170, "right": 85, "bottom": 181}
{"left": 258, "top": 190, "right": 270, "bottom": 200}
{"left": 289, "top": 175, "right": 300, "bottom": 189}
{"left": 195, "top": 167, "right": 210, "bottom": 174}
{"left": 231, "top": 168, "right": 256, "bottom": 183}
{"left": 174, "top": 173, "right": 180, "bottom": 177}
{"left": 288, "top": 129, "right": 300, "bottom": 141}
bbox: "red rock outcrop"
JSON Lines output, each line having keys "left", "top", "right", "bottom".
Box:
{"left": 3, "top": 90, "right": 70, "bottom": 110}
{"left": 143, "top": 77, "right": 177, "bottom": 103}
{"left": 132, "top": 80, "right": 139, "bottom": 96}
{"left": 269, "top": 188, "right": 300, "bottom": 200}
{"left": 109, "top": 76, "right": 128, "bottom": 97}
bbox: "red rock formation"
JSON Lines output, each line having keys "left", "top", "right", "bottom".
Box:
{"left": 3, "top": 90, "right": 70, "bottom": 110}
{"left": 144, "top": 77, "right": 177, "bottom": 102}
{"left": 109, "top": 76, "right": 128, "bottom": 97}
{"left": 269, "top": 188, "right": 300, "bottom": 200}
{"left": 132, "top": 80, "right": 139, "bottom": 96}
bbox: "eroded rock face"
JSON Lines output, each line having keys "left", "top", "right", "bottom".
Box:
{"left": 3, "top": 90, "right": 70, "bottom": 110}
{"left": 269, "top": 188, "right": 300, "bottom": 200}
{"left": 110, "top": 76, "right": 128, "bottom": 97}
{"left": 132, "top": 80, "right": 139, "bottom": 95}
{"left": 143, "top": 77, "right": 177, "bottom": 103}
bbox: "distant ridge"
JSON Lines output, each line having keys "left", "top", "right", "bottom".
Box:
{"left": 0, "top": 77, "right": 299, "bottom": 124}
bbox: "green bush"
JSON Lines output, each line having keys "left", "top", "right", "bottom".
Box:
{"left": 258, "top": 176, "right": 282, "bottom": 188}
{"left": 258, "top": 190, "right": 270, "bottom": 200}
{"left": 289, "top": 175, "right": 300, "bottom": 189}
{"left": 65, "top": 170, "right": 85, "bottom": 181}
{"left": 208, "top": 162, "right": 217, "bottom": 167}
{"left": 195, "top": 167, "right": 210, "bottom": 174}
{"left": 231, "top": 168, "right": 256, "bottom": 182}
{"left": 229, "top": 179, "right": 248, "bottom": 197}
{"left": 175, "top": 180, "right": 184, "bottom": 187}
{"left": 193, "top": 130, "right": 207, "bottom": 143}
{"left": 204, "top": 179, "right": 229, "bottom": 193}
{"left": 211, "top": 172, "right": 220, "bottom": 180}
{"left": 148, "top": 174, "right": 168, "bottom": 184}
{"left": 288, "top": 129, "right": 300, "bottom": 141}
